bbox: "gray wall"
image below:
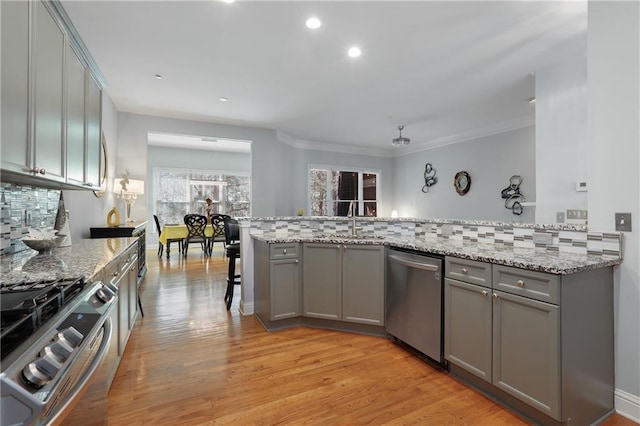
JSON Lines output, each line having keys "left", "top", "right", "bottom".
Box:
{"left": 290, "top": 147, "right": 394, "bottom": 217}
{"left": 535, "top": 55, "right": 588, "bottom": 224}
{"left": 588, "top": 0, "right": 640, "bottom": 404}
{"left": 391, "top": 126, "right": 535, "bottom": 222}
{"left": 115, "top": 112, "right": 288, "bottom": 220}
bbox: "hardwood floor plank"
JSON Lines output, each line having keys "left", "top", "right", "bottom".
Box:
{"left": 65, "top": 250, "right": 636, "bottom": 425}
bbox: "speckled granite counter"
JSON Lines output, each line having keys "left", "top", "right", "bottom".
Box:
{"left": 251, "top": 233, "right": 621, "bottom": 275}
{"left": 0, "top": 237, "right": 138, "bottom": 285}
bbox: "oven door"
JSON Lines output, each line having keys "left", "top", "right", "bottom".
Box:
{"left": 46, "top": 311, "right": 115, "bottom": 425}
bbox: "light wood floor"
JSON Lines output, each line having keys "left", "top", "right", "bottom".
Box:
{"left": 96, "top": 249, "right": 635, "bottom": 425}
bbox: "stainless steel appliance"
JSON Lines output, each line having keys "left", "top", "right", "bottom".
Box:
{"left": 386, "top": 248, "right": 444, "bottom": 363}
{"left": 1, "top": 276, "right": 117, "bottom": 425}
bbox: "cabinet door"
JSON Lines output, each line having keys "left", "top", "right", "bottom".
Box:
{"left": 444, "top": 278, "right": 492, "bottom": 382}
{"left": 303, "top": 243, "right": 341, "bottom": 320}
{"left": 115, "top": 272, "right": 129, "bottom": 356}
{"left": 65, "top": 43, "right": 86, "bottom": 185}
{"left": 1, "top": 0, "right": 30, "bottom": 173}
{"left": 492, "top": 290, "right": 560, "bottom": 420}
{"left": 84, "top": 73, "right": 102, "bottom": 187}
{"left": 128, "top": 256, "right": 139, "bottom": 329}
{"left": 32, "top": 1, "right": 65, "bottom": 182}
{"left": 342, "top": 245, "right": 384, "bottom": 325}
{"left": 270, "top": 258, "right": 300, "bottom": 320}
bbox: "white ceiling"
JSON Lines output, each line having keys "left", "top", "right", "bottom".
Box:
{"left": 60, "top": 0, "right": 587, "bottom": 154}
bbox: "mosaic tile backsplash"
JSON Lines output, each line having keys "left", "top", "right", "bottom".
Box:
{"left": 1, "top": 182, "right": 61, "bottom": 255}
{"left": 248, "top": 217, "right": 622, "bottom": 258}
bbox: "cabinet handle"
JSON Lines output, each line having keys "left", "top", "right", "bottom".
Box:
{"left": 113, "top": 271, "right": 119, "bottom": 277}
{"left": 481, "top": 290, "right": 488, "bottom": 296}
{"left": 38, "top": 168, "right": 46, "bottom": 175}
{"left": 337, "top": 245, "right": 341, "bottom": 249}
{"left": 461, "top": 268, "right": 468, "bottom": 274}
{"left": 283, "top": 249, "right": 287, "bottom": 254}
{"left": 131, "top": 266, "right": 135, "bottom": 272}
{"left": 295, "top": 259, "right": 299, "bottom": 264}
{"left": 492, "top": 293, "right": 499, "bottom": 300}
{"left": 30, "top": 167, "right": 46, "bottom": 175}
{"left": 517, "top": 279, "right": 525, "bottom": 287}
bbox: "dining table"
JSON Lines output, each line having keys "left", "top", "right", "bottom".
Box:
{"left": 158, "top": 224, "right": 216, "bottom": 258}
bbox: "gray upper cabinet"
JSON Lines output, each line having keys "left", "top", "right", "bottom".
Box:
{"left": 33, "top": 0, "right": 66, "bottom": 183}
{"left": 65, "top": 43, "right": 86, "bottom": 186}
{"left": 0, "top": 0, "right": 103, "bottom": 189}
{"left": 84, "top": 73, "right": 102, "bottom": 188}
{"left": 1, "top": 1, "right": 30, "bottom": 174}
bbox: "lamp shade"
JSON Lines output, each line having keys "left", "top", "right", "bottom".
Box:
{"left": 114, "top": 178, "right": 145, "bottom": 194}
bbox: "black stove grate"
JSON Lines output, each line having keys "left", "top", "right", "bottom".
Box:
{"left": 0, "top": 277, "right": 85, "bottom": 360}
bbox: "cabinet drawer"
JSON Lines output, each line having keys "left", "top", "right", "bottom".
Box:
{"left": 445, "top": 257, "right": 492, "bottom": 287}
{"left": 493, "top": 265, "right": 559, "bottom": 304}
{"left": 270, "top": 243, "right": 299, "bottom": 260}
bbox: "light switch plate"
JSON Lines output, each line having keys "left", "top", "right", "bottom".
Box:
{"left": 615, "top": 213, "right": 632, "bottom": 232}
{"left": 556, "top": 212, "right": 565, "bottom": 223}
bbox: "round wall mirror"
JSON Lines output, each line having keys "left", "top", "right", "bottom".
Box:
{"left": 454, "top": 171, "right": 471, "bottom": 195}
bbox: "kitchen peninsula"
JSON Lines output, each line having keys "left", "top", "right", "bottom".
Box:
{"left": 246, "top": 216, "right": 622, "bottom": 426}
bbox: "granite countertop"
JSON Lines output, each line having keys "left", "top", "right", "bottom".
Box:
{"left": 0, "top": 238, "right": 138, "bottom": 285}
{"left": 251, "top": 233, "right": 622, "bottom": 275}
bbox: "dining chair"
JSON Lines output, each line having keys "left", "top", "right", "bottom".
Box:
{"left": 223, "top": 217, "right": 241, "bottom": 309}
{"left": 183, "top": 214, "right": 209, "bottom": 256}
{"left": 209, "top": 214, "right": 230, "bottom": 255}
{"left": 155, "top": 214, "right": 183, "bottom": 258}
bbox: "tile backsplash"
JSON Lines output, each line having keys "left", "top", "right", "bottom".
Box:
{"left": 1, "top": 182, "right": 61, "bottom": 255}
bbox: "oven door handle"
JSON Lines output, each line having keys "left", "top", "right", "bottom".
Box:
{"left": 388, "top": 254, "right": 439, "bottom": 272}
{"left": 46, "top": 304, "right": 115, "bottom": 424}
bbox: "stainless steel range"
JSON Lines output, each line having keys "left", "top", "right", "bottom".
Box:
{"left": 1, "top": 276, "right": 117, "bottom": 425}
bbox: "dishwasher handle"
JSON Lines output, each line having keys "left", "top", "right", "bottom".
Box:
{"left": 388, "top": 254, "right": 439, "bottom": 272}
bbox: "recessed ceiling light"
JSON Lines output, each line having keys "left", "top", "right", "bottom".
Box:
{"left": 347, "top": 47, "right": 361, "bottom": 58}
{"left": 154, "top": 74, "right": 162, "bottom": 80}
{"left": 219, "top": 97, "right": 229, "bottom": 102}
{"left": 221, "top": 0, "right": 235, "bottom": 3}
{"left": 306, "top": 17, "right": 321, "bottom": 29}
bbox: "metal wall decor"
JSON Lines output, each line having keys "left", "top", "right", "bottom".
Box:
{"left": 454, "top": 171, "right": 471, "bottom": 195}
{"left": 501, "top": 175, "right": 524, "bottom": 215}
{"left": 422, "top": 163, "right": 438, "bottom": 193}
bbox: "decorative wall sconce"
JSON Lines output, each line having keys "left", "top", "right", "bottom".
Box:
{"left": 114, "top": 177, "right": 144, "bottom": 222}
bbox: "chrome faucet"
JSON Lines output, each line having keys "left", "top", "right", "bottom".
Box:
{"left": 347, "top": 201, "right": 363, "bottom": 236}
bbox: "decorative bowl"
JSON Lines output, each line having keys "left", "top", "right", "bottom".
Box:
{"left": 22, "top": 236, "right": 64, "bottom": 254}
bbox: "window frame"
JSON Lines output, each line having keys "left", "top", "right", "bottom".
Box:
{"left": 307, "top": 164, "right": 381, "bottom": 217}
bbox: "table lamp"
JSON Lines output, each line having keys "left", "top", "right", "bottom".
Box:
{"left": 115, "top": 178, "right": 144, "bottom": 222}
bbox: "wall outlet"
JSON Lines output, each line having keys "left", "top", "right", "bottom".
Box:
{"left": 533, "top": 232, "right": 554, "bottom": 245}
{"left": 441, "top": 224, "right": 453, "bottom": 236}
{"left": 556, "top": 212, "right": 565, "bottom": 223}
{"left": 615, "top": 213, "right": 632, "bottom": 232}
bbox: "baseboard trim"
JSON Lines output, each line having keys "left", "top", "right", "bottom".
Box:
{"left": 615, "top": 388, "right": 640, "bottom": 423}
{"left": 239, "top": 300, "right": 254, "bottom": 316}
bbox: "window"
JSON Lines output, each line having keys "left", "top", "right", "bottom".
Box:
{"left": 308, "top": 166, "right": 379, "bottom": 217}
{"left": 154, "top": 168, "right": 250, "bottom": 226}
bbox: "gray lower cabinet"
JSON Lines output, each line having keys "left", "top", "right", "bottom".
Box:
{"left": 445, "top": 256, "right": 613, "bottom": 425}
{"left": 254, "top": 241, "right": 302, "bottom": 323}
{"left": 303, "top": 243, "right": 384, "bottom": 325}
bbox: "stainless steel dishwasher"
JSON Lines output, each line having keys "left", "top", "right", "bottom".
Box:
{"left": 386, "top": 248, "right": 444, "bottom": 364}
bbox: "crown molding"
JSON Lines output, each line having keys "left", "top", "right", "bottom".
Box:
{"left": 277, "top": 115, "right": 534, "bottom": 159}
{"left": 276, "top": 130, "right": 394, "bottom": 158}
{"left": 49, "top": 0, "right": 109, "bottom": 89}
{"left": 392, "top": 115, "right": 535, "bottom": 157}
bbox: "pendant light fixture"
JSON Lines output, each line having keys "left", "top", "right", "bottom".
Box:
{"left": 391, "top": 125, "right": 410, "bottom": 147}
